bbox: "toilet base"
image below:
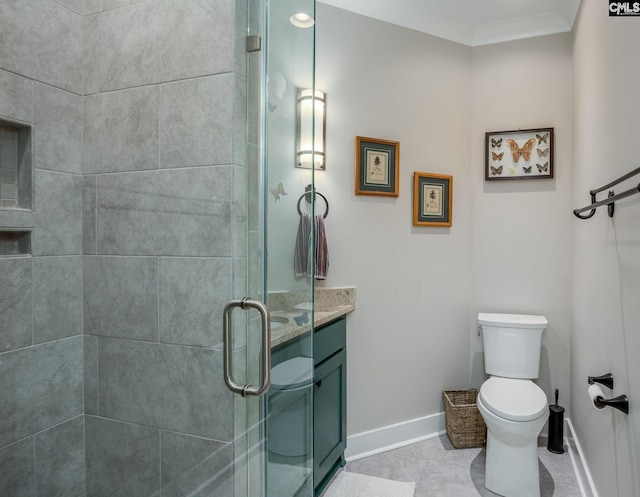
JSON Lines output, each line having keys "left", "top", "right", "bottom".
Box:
{"left": 485, "top": 431, "right": 540, "bottom": 497}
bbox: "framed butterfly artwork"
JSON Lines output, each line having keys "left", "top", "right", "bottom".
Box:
{"left": 485, "top": 127, "right": 554, "bottom": 181}
{"left": 355, "top": 136, "right": 400, "bottom": 197}
{"left": 413, "top": 172, "right": 452, "bottom": 227}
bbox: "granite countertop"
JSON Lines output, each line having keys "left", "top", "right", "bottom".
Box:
{"left": 268, "top": 287, "right": 356, "bottom": 347}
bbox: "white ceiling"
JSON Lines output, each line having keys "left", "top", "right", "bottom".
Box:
{"left": 317, "top": 0, "right": 582, "bottom": 47}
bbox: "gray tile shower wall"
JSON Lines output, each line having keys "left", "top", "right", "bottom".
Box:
{"left": 1, "top": 0, "right": 248, "bottom": 495}
{"left": 78, "top": 0, "right": 248, "bottom": 495}
{"left": 0, "top": 418, "right": 86, "bottom": 497}
{"left": 83, "top": 335, "right": 99, "bottom": 417}
{"left": 160, "top": 75, "right": 236, "bottom": 169}
{"left": 94, "top": 0, "right": 235, "bottom": 91}
{"left": 33, "top": 170, "right": 82, "bottom": 256}
{"left": 33, "top": 256, "right": 83, "bottom": 344}
{"left": 0, "top": 1, "right": 86, "bottom": 496}
{"left": 34, "top": 416, "right": 86, "bottom": 497}
{"left": 94, "top": 167, "right": 234, "bottom": 256}
{"left": 85, "top": 416, "right": 234, "bottom": 497}
{"left": 85, "top": 416, "right": 161, "bottom": 497}
{"left": 33, "top": 83, "right": 83, "bottom": 175}
{"left": 0, "top": 0, "right": 83, "bottom": 94}
{"left": 0, "top": 438, "right": 35, "bottom": 497}
{"left": 83, "top": 256, "right": 159, "bottom": 341}
{"left": 81, "top": 176, "right": 97, "bottom": 255}
{"left": 0, "top": 336, "right": 83, "bottom": 448}
{"left": 84, "top": 0, "right": 101, "bottom": 15}
{"left": 82, "top": 14, "right": 100, "bottom": 95}
{"left": 159, "top": 257, "right": 233, "bottom": 348}
{"left": 0, "top": 258, "right": 32, "bottom": 353}
{"left": 0, "top": 70, "right": 33, "bottom": 124}
{"left": 82, "top": 86, "right": 161, "bottom": 174}
{"left": 81, "top": 73, "right": 241, "bottom": 252}
{"left": 54, "top": 0, "right": 83, "bottom": 14}
{"left": 97, "top": 337, "right": 233, "bottom": 441}
{"left": 161, "top": 430, "right": 234, "bottom": 497}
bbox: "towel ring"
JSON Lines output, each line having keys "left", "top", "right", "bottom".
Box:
{"left": 297, "top": 191, "right": 329, "bottom": 218}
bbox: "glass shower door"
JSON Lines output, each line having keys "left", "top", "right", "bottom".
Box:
{"left": 232, "top": 0, "right": 318, "bottom": 497}
{"left": 0, "top": 0, "right": 316, "bottom": 495}
{"left": 263, "top": 1, "right": 318, "bottom": 497}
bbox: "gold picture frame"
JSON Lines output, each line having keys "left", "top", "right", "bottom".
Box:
{"left": 355, "top": 136, "right": 400, "bottom": 197}
{"left": 413, "top": 172, "right": 453, "bottom": 227}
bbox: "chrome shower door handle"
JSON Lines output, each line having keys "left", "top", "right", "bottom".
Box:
{"left": 223, "top": 298, "right": 272, "bottom": 397}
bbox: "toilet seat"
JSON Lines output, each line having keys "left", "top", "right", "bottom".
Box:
{"left": 480, "top": 377, "right": 547, "bottom": 422}
{"left": 271, "top": 357, "right": 314, "bottom": 390}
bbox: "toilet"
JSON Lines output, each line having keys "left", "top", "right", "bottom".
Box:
{"left": 268, "top": 357, "right": 314, "bottom": 458}
{"left": 476, "top": 313, "right": 549, "bottom": 497}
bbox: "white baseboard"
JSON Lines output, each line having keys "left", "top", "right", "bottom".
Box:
{"left": 565, "top": 417, "right": 599, "bottom": 497}
{"left": 344, "top": 412, "right": 445, "bottom": 462}
{"left": 344, "top": 412, "right": 597, "bottom": 497}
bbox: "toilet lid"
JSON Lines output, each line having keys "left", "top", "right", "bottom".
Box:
{"left": 271, "top": 357, "right": 314, "bottom": 389}
{"left": 480, "top": 377, "right": 548, "bottom": 422}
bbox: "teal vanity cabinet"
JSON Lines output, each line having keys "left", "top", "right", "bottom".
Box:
{"left": 268, "top": 315, "right": 347, "bottom": 497}
{"left": 313, "top": 316, "right": 347, "bottom": 496}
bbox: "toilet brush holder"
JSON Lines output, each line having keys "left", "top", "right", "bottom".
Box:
{"left": 547, "top": 388, "right": 565, "bottom": 454}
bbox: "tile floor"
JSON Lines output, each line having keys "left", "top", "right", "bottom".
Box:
{"left": 342, "top": 436, "right": 582, "bottom": 497}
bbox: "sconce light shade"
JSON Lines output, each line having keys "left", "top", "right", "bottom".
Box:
{"left": 296, "top": 88, "right": 326, "bottom": 169}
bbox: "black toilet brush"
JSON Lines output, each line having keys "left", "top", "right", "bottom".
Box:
{"left": 547, "top": 388, "right": 565, "bottom": 454}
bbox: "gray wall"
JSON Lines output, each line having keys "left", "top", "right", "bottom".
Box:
{"left": 316, "top": 4, "right": 473, "bottom": 433}
{"left": 316, "top": 4, "right": 573, "bottom": 440}
{"left": 1, "top": 1, "right": 250, "bottom": 496}
{"left": 572, "top": 3, "right": 640, "bottom": 496}
{"left": 0, "top": 1, "right": 85, "bottom": 496}
{"left": 470, "top": 34, "right": 573, "bottom": 416}
{"left": 319, "top": 5, "right": 639, "bottom": 497}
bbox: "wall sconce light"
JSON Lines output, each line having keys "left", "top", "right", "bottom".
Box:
{"left": 296, "top": 88, "right": 326, "bottom": 170}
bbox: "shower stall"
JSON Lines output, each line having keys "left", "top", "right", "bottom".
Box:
{"left": 0, "top": 0, "right": 317, "bottom": 496}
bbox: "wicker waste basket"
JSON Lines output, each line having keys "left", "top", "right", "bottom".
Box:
{"left": 442, "top": 389, "right": 486, "bottom": 449}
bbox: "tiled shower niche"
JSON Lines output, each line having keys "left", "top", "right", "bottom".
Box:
{"left": 0, "top": 119, "right": 32, "bottom": 210}
{"left": 0, "top": 119, "right": 33, "bottom": 256}
{"left": 0, "top": 230, "right": 31, "bottom": 256}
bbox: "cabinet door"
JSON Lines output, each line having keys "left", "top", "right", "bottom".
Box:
{"left": 313, "top": 349, "right": 346, "bottom": 492}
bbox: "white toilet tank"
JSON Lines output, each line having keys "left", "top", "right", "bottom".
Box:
{"left": 478, "top": 313, "right": 548, "bottom": 379}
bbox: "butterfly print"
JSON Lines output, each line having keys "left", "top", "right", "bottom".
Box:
{"left": 537, "top": 148, "right": 549, "bottom": 158}
{"left": 523, "top": 165, "right": 532, "bottom": 174}
{"left": 293, "top": 312, "right": 309, "bottom": 326}
{"left": 491, "top": 138, "right": 502, "bottom": 148}
{"left": 507, "top": 138, "right": 536, "bottom": 162}
{"left": 536, "top": 133, "right": 549, "bottom": 145}
{"left": 490, "top": 165, "right": 503, "bottom": 175}
{"left": 269, "top": 182, "right": 288, "bottom": 201}
{"left": 537, "top": 162, "right": 549, "bottom": 173}
{"left": 492, "top": 152, "right": 504, "bottom": 161}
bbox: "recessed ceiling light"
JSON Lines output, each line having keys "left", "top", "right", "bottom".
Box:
{"left": 290, "top": 12, "right": 315, "bottom": 28}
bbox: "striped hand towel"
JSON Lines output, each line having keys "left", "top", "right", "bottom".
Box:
{"left": 294, "top": 213, "right": 329, "bottom": 279}
{"left": 314, "top": 214, "right": 329, "bottom": 280}
{"left": 294, "top": 213, "right": 312, "bottom": 277}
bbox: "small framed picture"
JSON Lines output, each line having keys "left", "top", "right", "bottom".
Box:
{"left": 485, "top": 127, "right": 554, "bottom": 181}
{"left": 413, "top": 172, "right": 452, "bottom": 227}
{"left": 355, "top": 136, "right": 400, "bottom": 197}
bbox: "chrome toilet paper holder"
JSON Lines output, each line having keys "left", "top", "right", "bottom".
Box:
{"left": 588, "top": 373, "right": 629, "bottom": 415}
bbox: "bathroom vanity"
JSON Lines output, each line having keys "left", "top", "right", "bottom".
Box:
{"left": 312, "top": 316, "right": 347, "bottom": 494}
{"left": 267, "top": 288, "right": 354, "bottom": 496}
